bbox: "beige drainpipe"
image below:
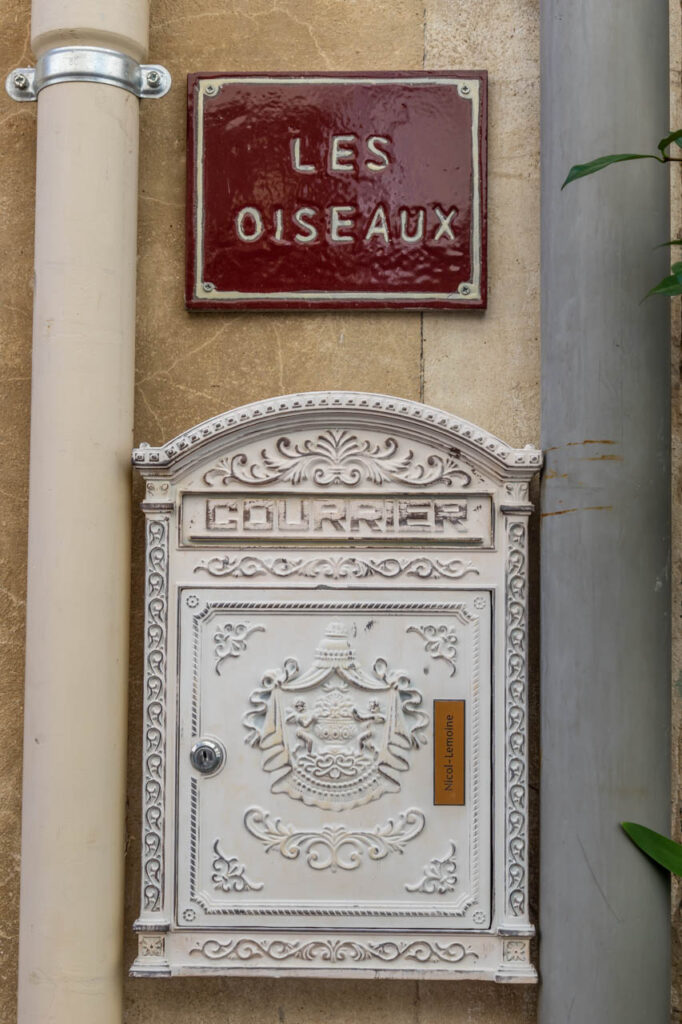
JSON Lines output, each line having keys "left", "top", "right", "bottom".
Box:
{"left": 17, "top": 3, "right": 150, "bottom": 1022}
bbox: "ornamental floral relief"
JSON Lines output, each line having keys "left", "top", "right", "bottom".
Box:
{"left": 190, "top": 937, "right": 478, "bottom": 965}
{"left": 243, "top": 806, "right": 426, "bottom": 872}
{"left": 242, "top": 621, "right": 429, "bottom": 811}
{"left": 214, "top": 621, "right": 265, "bottom": 673}
{"left": 139, "top": 936, "right": 165, "bottom": 957}
{"left": 211, "top": 840, "right": 263, "bottom": 892}
{"left": 503, "top": 940, "right": 528, "bottom": 963}
{"left": 407, "top": 624, "right": 459, "bottom": 676}
{"left": 405, "top": 841, "right": 458, "bottom": 894}
{"left": 202, "top": 429, "right": 474, "bottom": 488}
{"left": 504, "top": 481, "right": 530, "bottom": 503}
{"left": 195, "top": 554, "right": 480, "bottom": 582}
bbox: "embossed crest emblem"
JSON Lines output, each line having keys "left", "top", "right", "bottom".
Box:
{"left": 243, "top": 622, "right": 429, "bottom": 811}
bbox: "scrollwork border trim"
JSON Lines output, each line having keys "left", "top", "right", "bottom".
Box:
{"left": 137, "top": 513, "right": 170, "bottom": 924}
{"left": 504, "top": 514, "right": 530, "bottom": 922}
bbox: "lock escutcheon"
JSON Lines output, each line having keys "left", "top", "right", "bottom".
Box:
{"left": 190, "top": 738, "right": 225, "bottom": 775}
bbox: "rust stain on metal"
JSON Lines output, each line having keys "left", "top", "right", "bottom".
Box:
{"left": 541, "top": 505, "right": 613, "bottom": 518}
{"left": 545, "top": 440, "right": 616, "bottom": 451}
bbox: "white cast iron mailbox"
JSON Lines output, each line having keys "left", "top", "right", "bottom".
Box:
{"left": 130, "top": 392, "right": 542, "bottom": 981}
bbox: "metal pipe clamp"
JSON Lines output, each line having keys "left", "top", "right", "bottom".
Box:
{"left": 6, "top": 46, "right": 171, "bottom": 101}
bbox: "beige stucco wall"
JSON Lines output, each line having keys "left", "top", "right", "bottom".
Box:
{"left": 0, "top": 2, "right": 34, "bottom": 1019}
{"left": 0, "top": 0, "right": 673, "bottom": 1020}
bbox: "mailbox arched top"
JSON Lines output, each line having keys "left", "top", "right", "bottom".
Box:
{"left": 132, "top": 391, "right": 542, "bottom": 484}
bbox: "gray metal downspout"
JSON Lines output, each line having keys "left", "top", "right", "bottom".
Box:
{"left": 539, "top": 2, "right": 671, "bottom": 1021}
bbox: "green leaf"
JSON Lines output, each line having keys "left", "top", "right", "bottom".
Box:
{"left": 644, "top": 271, "right": 682, "bottom": 299}
{"left": 658, "top": 129, "right": 682, "bottom": 155}
{"left": 621, "top": 822, "right": 682, "bottom": 876}
{"left": 562, "top": 153, "right": 661, "bottom": 188}
{"left": 643, "top": 260, "right": 682, "bottom": 299}
{"left": 656, "top": 239, "right": 682, "bottom": 247}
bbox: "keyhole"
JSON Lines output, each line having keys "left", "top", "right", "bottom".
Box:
{"left": 190, "top": 739, "right": 224, "bottom": 775}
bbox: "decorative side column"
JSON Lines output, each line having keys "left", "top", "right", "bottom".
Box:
{"left": 496, "top": 490, "right": 534, "bottom": 980}
{"left": 17, "top": 2, "right": 150, "bottom": 1022}
{"left": 540, "top": 0, "right": 671, "bottom": 1019}
{"left": 133, "top": 487, "right": 173, "bottom": 977}
{"left": 503, "top": 511, "right": 531, "bottom": 926}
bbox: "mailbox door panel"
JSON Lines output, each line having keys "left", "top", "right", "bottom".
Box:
{"left": 176, "top": 588, "right": 492, "bottom": 931}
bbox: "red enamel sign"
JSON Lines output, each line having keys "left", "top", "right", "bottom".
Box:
{"left": 186, "top": 72, "right": 487, "bottom": 311}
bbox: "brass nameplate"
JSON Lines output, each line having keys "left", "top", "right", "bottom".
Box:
{"left": 434, "top": 699, "right": 465, "bottom": 805}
